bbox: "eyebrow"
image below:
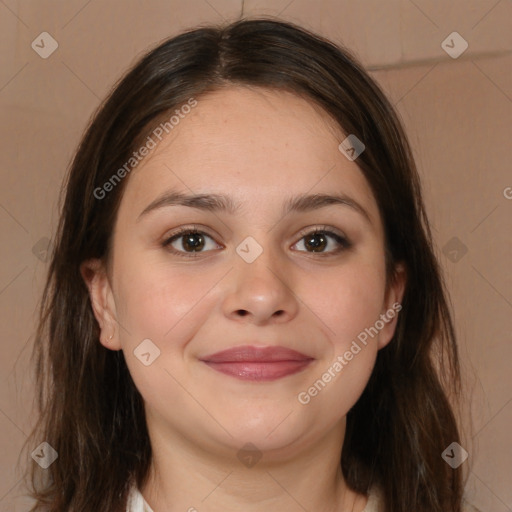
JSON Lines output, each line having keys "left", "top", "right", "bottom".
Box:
{"left": 136, "top": 190, "right": 372, "bottom": 224}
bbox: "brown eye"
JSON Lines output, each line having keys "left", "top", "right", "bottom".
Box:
{"left": 303, "top": 231, "right": 328, "bottom": 252}
{"left": 175, "top": 231, "right": 206, "bottom": 252}
{"left": 293, "top": 228, "right": 351, "bottom": 255}
{"left": 162, "top": 228, "right": 221, "bottom": 258}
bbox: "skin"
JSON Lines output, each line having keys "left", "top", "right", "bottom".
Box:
{"left": 81, "top": 86, "right": 406, "bottom": 512}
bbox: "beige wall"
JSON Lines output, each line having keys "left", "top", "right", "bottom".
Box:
{"left": 1, "top": 1, "right": 510, "bottom": 510}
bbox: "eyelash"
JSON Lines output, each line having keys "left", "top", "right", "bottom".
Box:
{"left": 161, "top": 224, "right": 352, "bottom": 259}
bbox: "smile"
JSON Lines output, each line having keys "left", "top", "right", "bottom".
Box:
{"left": 203, "top": 360, "right": 313, "bottom": 381}
{"left": 199, "top": 345, "right": 314, "bottom": 382}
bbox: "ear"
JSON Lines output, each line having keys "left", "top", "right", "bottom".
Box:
{"left": 80, "top": 258, "right": 122, "bottom": 351}
{"left": 377, "top": 262, "right": 407, "bottom": 350}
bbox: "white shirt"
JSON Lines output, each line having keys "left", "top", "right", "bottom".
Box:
{"left": 125, "top": 485, "right": 381, "bottom": 512}
{"left": 126, "top": 484, "right": 483, "bottom": 512}
{"left": 126, "top": 486, "right": 154, "bottom": 512}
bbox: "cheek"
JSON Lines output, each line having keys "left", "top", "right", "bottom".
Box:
{"left": 116, "top": 268, "right": 209, "bottom": 339}
{"left": 298, "top": 276, "right": 382, "bottom": 421}
{"left": 310, "top": 259, "right": 386, "bottom": 411}
{"left": 310, "top": 259, "right": 387, "bottom": 348}
{"left": 113, "top": 254, "right": 220, "bottom": 347}
{"left": 113, "top": 260, "right": 215, "bottom": 399}
{"left": 297, "top": 259, "right": 385, "bottom": 411}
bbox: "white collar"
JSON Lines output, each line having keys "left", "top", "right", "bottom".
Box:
{"left": 126, "top": 486, "right": 154, "bottom": 512}
{"left": 126, "top": 482, "right": 483, "bottom": 512}
{"left": 126, "top": 486, "right": 379, "bottom": 512}
{"left": 126, "top": 484, "right": 380, "bottom": 512}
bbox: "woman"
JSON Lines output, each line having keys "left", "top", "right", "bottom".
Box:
{"left": 24, "top": 17, "right": 472, "bottom": 512}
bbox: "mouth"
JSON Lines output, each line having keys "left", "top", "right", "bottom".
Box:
{"left": 199, "top": 345, "right": 314, "bottom": 382}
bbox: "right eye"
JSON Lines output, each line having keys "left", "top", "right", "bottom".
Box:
{"left": 162, "top": 226, "right": 222, "bottom": 258}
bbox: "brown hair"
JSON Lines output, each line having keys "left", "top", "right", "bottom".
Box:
{"left": 23, "top": 17, "right": 464, "bottom": 511}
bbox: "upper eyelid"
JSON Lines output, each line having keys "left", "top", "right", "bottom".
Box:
{"left": 164, "top": 224, "right": 347, "bottom": 238}
{"left": 296, "top": 225, "right": 347, "bottom": 237}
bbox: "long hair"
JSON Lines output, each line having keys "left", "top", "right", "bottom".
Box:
{"left": 23, "top": 17, "right": 464, "bottom": 511}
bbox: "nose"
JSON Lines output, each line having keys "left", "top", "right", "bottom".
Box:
{"left": 222, "top": 242, "right": 299, "bottom": 326}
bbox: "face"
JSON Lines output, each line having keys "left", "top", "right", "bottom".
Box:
{"left": 82, "top": 86, "right": 405, "bottom": 462}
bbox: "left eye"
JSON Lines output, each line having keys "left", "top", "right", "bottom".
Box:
{"left": 292, "top": 228, "right": 351, "bottom": 254}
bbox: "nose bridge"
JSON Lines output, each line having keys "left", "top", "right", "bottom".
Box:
{"left": 234, "top": 232, "right": 284, "bottom": 291}
{"left": 223, "top": 230, "right": 298, "bottom": 323}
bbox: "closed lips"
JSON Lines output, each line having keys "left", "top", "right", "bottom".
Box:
{"left": 199, "top": 346, "right": 314, "bottom": 362}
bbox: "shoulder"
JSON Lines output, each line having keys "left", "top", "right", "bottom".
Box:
{"left": 361, "top": 486, "right": 483, "bottom": 512}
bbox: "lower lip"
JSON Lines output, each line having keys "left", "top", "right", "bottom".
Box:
{"left": 202, "top": 360, "right": 313, "bottom": 381}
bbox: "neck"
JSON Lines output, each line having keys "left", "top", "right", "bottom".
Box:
{"left": 140, "top": 418, "right": 367, "bottom": 512}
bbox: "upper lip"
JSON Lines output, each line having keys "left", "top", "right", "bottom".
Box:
{"left": 199, "top": 345, "right": 313, "bottom": 363}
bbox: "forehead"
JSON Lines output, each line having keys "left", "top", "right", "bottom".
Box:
{"left": 119, "top": 86, "right": 379, "bottom": 224}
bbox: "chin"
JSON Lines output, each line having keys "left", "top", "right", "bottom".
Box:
{"left": 217, "top": 417, "right": 309, "bottom": 456}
